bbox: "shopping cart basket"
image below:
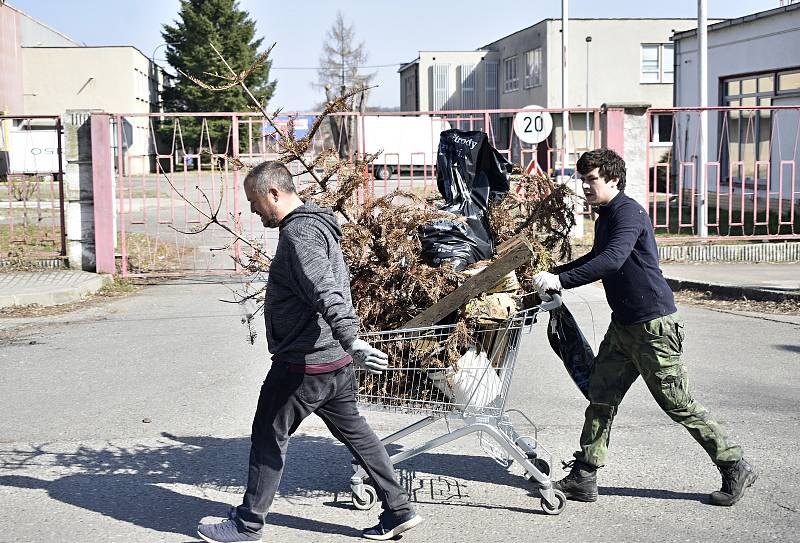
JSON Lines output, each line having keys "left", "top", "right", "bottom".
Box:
{"left": 349, "top": 294, "right": 567, "bottom": 515}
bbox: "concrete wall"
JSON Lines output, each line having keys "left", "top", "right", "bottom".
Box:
{"left": 62, "top": 110, "right": 99, "bottom": 270}
{"left": 673, "top": 6, "right": 800, "bottom": 205}
{"left": 485, "top": 20, "right": 549, "bottom": 110}
{"left": 541, "top": 19, "right": 708, "bottom": 111}
{"left": 23, "top": 46, "right": 164, "bottom": 174}
{"left": 0, "top": 5, "right": 24, "bottom": 114}
{"left": 18, "top": 8, "right": 81, "bottom": 47}
{"left": 399, "top": 63, "right": 418, "bottom": 111}
{"left": 675, "top": 7, "right": 800, "bottom": 108}
{"left": 410, "top": 51, "right": 490, "bottom": 111}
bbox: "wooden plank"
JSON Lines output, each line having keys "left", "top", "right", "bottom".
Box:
{"left": 403, "top": 235, "right": 533, "bottom": 328}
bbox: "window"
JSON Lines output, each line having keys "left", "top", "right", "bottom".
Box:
{"left": 524, "top": 48, "right": 542, "bottom": 88}
{"left": 721, "top": 72, "right": 782, "bottom": 183}
{"left": 503, "top": 56, "right": 519, "bottom": 93}
{"left": 778, "top": 70, "right": 800, "bottom": 94}
{"left": 640, "top": 43, "right": 674, "bottom": 83}
{"left": 485, "top": 61, "right": 499, "bottom": 108}
{"left": 650, "top": 113, "right": 673, "bottom": 143}
{"left": 460, "top": 63, "right": 477, "bottom": 109}
{"left": 662, "top": 44, "right": 674, "bottom": 83}
{"left": 432, "top": 63, "right": 450, "bottom": 110}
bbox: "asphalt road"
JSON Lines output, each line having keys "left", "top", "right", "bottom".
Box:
{"left": 0, "top": 281, "right": 797, "bottom": 542}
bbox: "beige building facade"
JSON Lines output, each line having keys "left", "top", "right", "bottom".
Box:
{"left": 23, "top": 46, "right": 166, "bottom": 173}
{"left": 1, "top": 3, "right": 166, "bottom": 174}
{"left": 401, "top": 18, "right": 722, "bottom": 111}
{"left": 399, "top": 18, "right": 722, "bottom": 164}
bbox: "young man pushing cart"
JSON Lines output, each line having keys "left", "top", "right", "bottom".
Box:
{"left": 534, "top": 148, "right": 757, "bottom": 507}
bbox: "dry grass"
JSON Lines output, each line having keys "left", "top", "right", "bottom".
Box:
{"left": 120, "top": 232, "right": 195, "bottom": 274}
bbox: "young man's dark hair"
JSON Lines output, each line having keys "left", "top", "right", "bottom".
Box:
{"left": 576, "top": 148, "right": 627, "bottom": 191}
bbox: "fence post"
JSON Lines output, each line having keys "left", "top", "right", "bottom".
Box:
{"left": 601, "top": 103, "right": 650, "bottom": 209}
{"left": 231, "top": 114, "right": 241, "bottom": 271}
{"left": 601, "top": 105, "right": 625, "bottom": 158}
{"left": 90, "top": 113, "right": 115, "bottom": 274}
{"left": 62, "top": 110, "right": 100, "bottom": 271}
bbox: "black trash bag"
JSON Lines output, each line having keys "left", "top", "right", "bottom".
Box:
{"left": 419, "top": 217, "right": 492, "bottom": 271}
{"left": 546, "top": 302, "right": 595, "bottom": 399}
{"left": 435, "top": 129, "right": 512, "bottom": 204}
{"left": 420, "top": 130, "right": 512, "bottom": 270}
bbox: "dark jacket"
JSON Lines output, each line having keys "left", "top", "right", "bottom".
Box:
{"left": 556, "top": 192, "right": 676, "bottom": 325}
{"left": 264, "top": 202, "right": 359, "bottom": 365}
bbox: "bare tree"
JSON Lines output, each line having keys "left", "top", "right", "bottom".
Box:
{"left": 316, "top": 11, "right": 375, "bottom": 158}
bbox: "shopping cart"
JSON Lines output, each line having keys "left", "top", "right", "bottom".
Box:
{"left": 349, "top": 294, "right": 567, "bottom": 515}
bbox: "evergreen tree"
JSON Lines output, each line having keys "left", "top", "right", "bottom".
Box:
{"left": 161, "top": 0, "right": 276, "bottom": 153}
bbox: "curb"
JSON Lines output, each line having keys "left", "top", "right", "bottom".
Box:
{"left": 664, "top": 277, "right": 800, "bottom": 303}
{"left": 0, "top": 273, "right": 113, "bottom": 309}
{"left": 659, "top": 242, "right": 800, "bottom": 263}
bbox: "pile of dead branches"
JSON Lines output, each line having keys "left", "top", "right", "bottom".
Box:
{"left": 174, "top": 43, "right": 578, "bottom": 406}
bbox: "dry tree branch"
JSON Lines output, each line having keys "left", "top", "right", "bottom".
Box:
{"left": 159, "top": 170, "right": 271, "bottom": 264}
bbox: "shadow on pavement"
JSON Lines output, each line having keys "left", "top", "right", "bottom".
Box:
{"left": 0, "top": 431, "right": 543, "bottom": 537}
{"left": 600, "top": 486, "right": 708, "bottom": 502}
{"left": 774, "top": 344, "right": 800, "bottom": 354}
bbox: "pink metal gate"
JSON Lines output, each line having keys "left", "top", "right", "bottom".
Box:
{"left": 111, "top": 108, "right": 600, "bottom": 277}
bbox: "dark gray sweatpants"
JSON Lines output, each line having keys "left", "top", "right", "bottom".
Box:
{"left": 235, "top": 362, "right": 413, "bottom": 534}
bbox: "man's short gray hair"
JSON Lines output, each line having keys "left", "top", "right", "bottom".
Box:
{"left": 243, "top": 161, "right": 296, "bottom": 194}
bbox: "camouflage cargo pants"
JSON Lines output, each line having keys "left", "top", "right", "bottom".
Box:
{"left": 575, "top": 312, "right": 742, "bottom": 468}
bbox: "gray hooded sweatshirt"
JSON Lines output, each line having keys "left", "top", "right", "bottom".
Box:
{"left": 264, "top": 202, "right": 360, "bottom": 366}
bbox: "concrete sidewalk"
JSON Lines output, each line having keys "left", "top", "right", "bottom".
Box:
{"left": 661, "top": 262, "right": 800, "bottom": 301}
{"left": 0, "top": 270, "right": 112, "bottom": 309}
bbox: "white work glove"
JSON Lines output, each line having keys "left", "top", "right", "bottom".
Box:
{"left": 346, "top": 339, "right": 389, "bottom": 375}
{"left": 533, "top": 271, "right": 562, "bottom": 296}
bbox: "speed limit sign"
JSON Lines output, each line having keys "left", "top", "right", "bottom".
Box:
{"left": 513, "top": 105, "right": 553, "bottom": 144}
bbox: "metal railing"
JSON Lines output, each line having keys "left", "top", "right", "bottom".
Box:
{"left": 646, "top": 106, "right": 800, "bottom": 240}
{"left": 109, "top": 109, "right": 601, "bottom": 276}
{"left": 0, "top": 115, "right": 66, "bottom": 266}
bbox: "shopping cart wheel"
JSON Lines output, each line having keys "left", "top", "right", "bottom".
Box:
{"left": 352, "top": 485, "right": 378, "bottom": 510}
{"left": 540, "top": 489, "right": 567, "bottom": 515}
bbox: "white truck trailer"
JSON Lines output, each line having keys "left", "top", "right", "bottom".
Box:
{"left": 360, "top": 115, "right": 451, "bottom": 180}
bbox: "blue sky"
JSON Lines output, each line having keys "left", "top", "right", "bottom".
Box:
{"left": 9, "top": 0, "right": 781, "bottom": 110}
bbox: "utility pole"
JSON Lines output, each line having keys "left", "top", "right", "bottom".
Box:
{"left": 561, "top": 0, "right": 569, "bottom": 173}
{"left": 585, "top": 35, "right": 592, "bottom": 150}
{"left": 698, "top": 0, "right": 708, "bottom": 237}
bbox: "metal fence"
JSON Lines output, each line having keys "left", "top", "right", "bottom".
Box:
{"left": 646, "top": 106, "right": 800, "bottom": 240}
{"left": 110, "top": 108, "right": 600, "bottom": 277}
{"left": 0, "top": 115, "right": 66, "bottom": 266}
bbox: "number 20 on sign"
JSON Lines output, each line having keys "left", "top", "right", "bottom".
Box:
{"left": 513, "top": 105, "right": 553, "bottom": 145}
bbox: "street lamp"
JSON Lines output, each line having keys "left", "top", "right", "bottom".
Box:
{"left": 151, "top": 43, "right": 168, "bottom": 66}
{"left": 585, "top": 36, "right": 592, "bottom": 149}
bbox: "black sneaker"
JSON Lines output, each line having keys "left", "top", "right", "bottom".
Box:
{"left": 710, "top": 457, "right": 758, "bottom": 506}
{"left": 362, "top": 511, "right": 422, "bottom": 541}
{"left": 197, "top": 518, "right": 261, "bottom": 542}
{"left": 553, "top": 460, "right": 598, "bottom": 502}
